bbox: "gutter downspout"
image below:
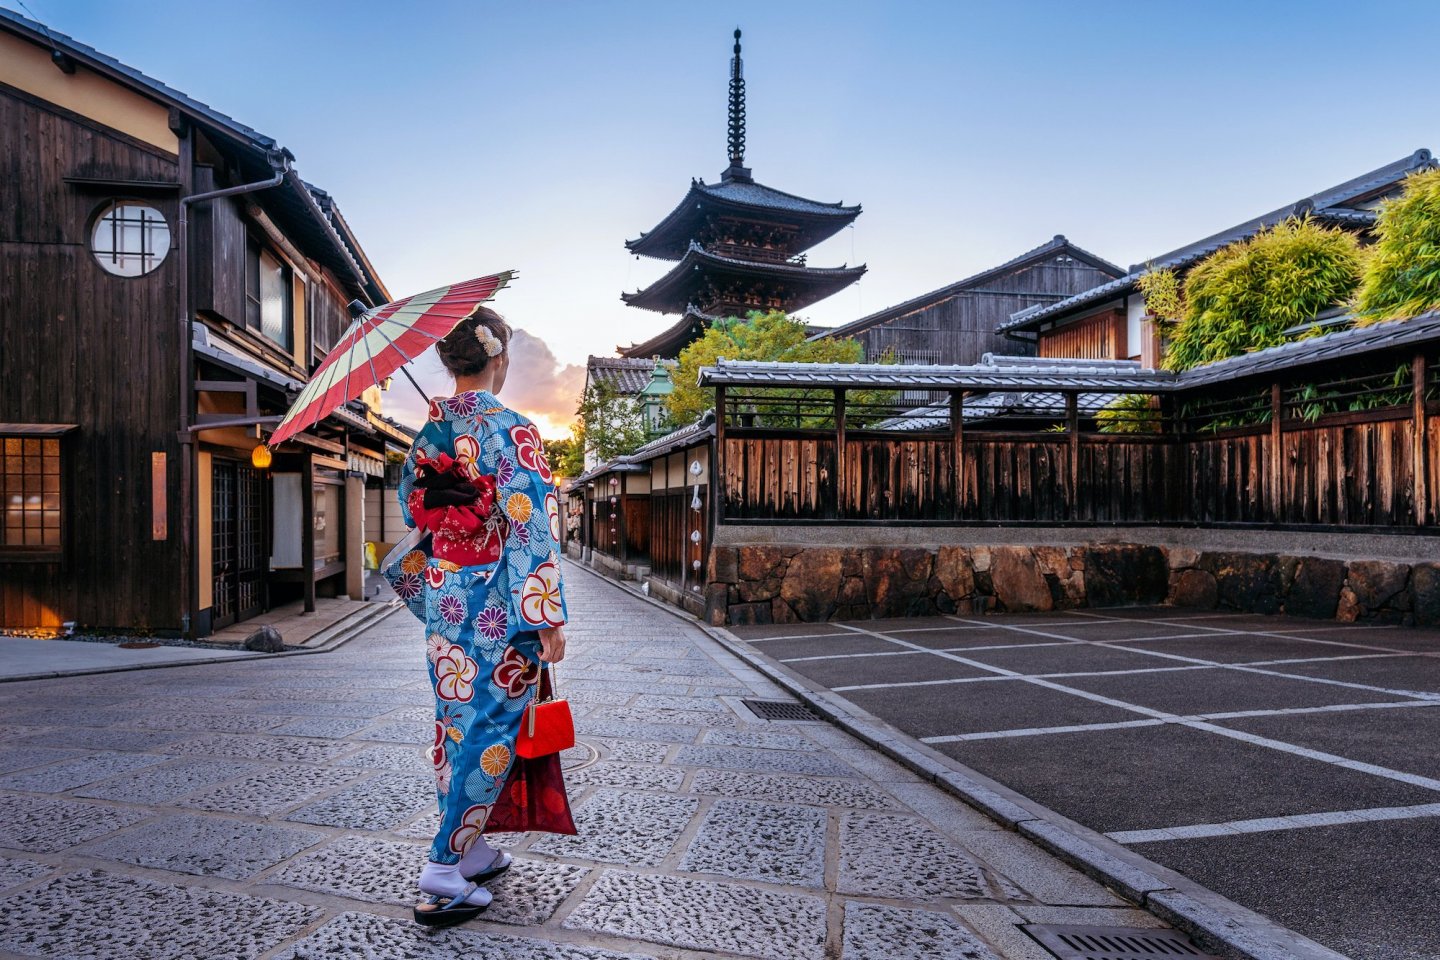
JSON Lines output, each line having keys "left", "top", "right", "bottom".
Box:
{"left": 176, "top": 150, "right": 289, "bottom": 638}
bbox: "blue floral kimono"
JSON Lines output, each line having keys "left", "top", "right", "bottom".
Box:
{"left": 387, "top": 389, "right": 568, "bottom": 865}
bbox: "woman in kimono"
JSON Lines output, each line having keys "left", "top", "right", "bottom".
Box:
{"left": 391, "top": 306, "right": 568, "bottom": 926}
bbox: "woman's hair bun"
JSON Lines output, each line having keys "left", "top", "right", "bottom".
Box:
{"left": 436, "top": 305, "right": 511, "bottom": 377}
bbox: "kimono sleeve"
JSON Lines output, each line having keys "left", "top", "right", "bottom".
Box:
{"left": 504, "top": 416, "right": 568, "bottom": 631}
{"left": 397, "top": 422, "right": 445, "bottom": 529}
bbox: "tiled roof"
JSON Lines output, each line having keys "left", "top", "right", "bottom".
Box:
{"left": 818, "top": 235, "right": 1123, "bottom": 340}
{"left": 694, "top": 178, "right": 859, "bottom": 217}
{"left": 702, "top": 309, "right": 1440, "bottom": 393}
{"left": 1000, "top": 150, "right": 1435, "bottom": 335}
{"left": 586, "top": 356, "right": 675, "bottom": 396}
{"left": 630, "top": 410, "right": 716, "bottom": 461}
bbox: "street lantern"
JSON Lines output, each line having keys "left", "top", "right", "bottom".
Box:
{"left": 250, "top": 444, "right": 273, "bottom": 470}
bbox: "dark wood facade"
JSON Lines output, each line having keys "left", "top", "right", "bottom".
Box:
{"left": 0, "top": 83, "right": 183, "bottom": 630}
{"left": 0, "top": 14, "right": 396, "bottom": 634}
{"left": 819, "top": 237, "right": 1123, "bottom": 367}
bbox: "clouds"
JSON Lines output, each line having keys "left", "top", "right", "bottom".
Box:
{"left": 377, "top": 329, "right": 585, "bottom": 440}
{"left": 500, "top": 328, "right": 586, "bottom": 437}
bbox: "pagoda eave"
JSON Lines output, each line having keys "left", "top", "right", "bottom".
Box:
{"left": 618, "top": 305, "right": 719, "bottom": 359}
{"left": 625, "top": 180, "right": 862, "bottom": 261}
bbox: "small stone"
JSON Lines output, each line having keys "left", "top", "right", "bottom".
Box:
{"left": 243, "top": 625, "right": 285, "bottom": 652}
{"left": 1167, "top": 546, "right": 1201, "bottom": 570}
{"left": 1336, "top": 586, "right": 1361, "bottom": 622}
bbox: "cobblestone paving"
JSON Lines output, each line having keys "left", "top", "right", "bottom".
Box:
{"left": 0, "top": 565, "right": 1152, "bottom": 959}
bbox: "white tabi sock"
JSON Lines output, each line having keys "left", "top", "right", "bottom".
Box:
{"left": 457, "top": 836, "right": 506, "bottom": 877}
{"left": 417, "top": 861, "right": 492, "bottom": 907}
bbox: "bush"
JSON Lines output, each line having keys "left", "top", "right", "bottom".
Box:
{"left": 1355, "top": 166, "right": 1440, "bottom": 324}
{"left": 1163, "top": 218, "right": 1364, "bottom": 371}
{"left": 1095, "top": 394, "right": 1162, "bottom": 434}
{"left": 1135, "top": 266, "right": 1184, "bottom": 332}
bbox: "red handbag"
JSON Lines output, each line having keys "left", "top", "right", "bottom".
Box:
{"left": 515, "top": 665, "right": 575, "bottom": 759}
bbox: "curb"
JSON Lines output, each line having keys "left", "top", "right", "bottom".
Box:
{"left": 571, "top": 558, "right": 1351, "bottom": 960}
{"left": 0, "top": 602, "right": 403, "bottom": 683}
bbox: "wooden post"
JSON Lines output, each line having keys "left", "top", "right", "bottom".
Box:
{"left": 1415, "top": 353, "right": 1430, "bottom": 526}
{"left": 1066, "top": 392, "right": 1079, "bottom": 518}
{"left": 344, "top": 472, "right": 365, "bottom": 600}
{"left": 950, "top": 390, "right": 964, "bottom": 520}
{"left": 617, "top": 477, "right": 629, "bottom": 566}
{"left": 714, "top": 385, "right": 727, "bottom": 522}
{"left": 1269, "top": 382, "right": 1283, "bottom": 522}
{"left": 834, "top": 388, "right": 847, "bottom": 519}
{"left": 301, "top": 450, "right": 316, "bottom": 613}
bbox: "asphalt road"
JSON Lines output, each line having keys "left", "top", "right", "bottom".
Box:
{"left": 731, "top": 607, "right": 1440, "bottom": 960}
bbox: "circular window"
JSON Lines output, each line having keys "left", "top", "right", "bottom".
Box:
{"left": 90, "top": 201, "right": 171, "bottom": 277}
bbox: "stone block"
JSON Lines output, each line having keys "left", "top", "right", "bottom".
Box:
{"left": 679, "top": 798, "right": 826, "bottom": 886}
{"left": 674, "top": 744, "right": 856, "bottom": 777}
{"left": 285, "top": 773, "right": 433, "bottom": 830}
{"left": 838, "top": 811, "right": 989, "bottom": 900}
{"left": 243, "top": 625, "right": 285, "bottom": 652}
{"left": 177, "top": 765, "right": 362, "bottom": 816}
{"left": 566, "top": 760, "right": 686, "bottom": 792}
{"left": 1412, "top": 563, "right": 1440, "bottom": 627}
{"left": 1169, "top": 568, "right": 1218, "bottom": 609}
{"left": 0, "top": 857, "right": 49, "bottom": 892}
{"left": 531, "top": 789, "right": 697, "bottom": 866}
{"left": 0, "top": 751, "right": 169, "bottom": 793}
{"left": 779, "top": 548, "right": 846, "bottom": 621}
{"left": 842, "top": 901, "right": 1001, "bottom": 960}
{"left": 1346, "top": 560, "right": 1412, "bottom": 614}
{"left": 1284, "top": 556, "right": 1345, "bottom": 619}
{"left": 704, "top": 582, "right": 728, "bottom": 625}
{"left": 738, "top": 545, "right": 790, "bottom": 584}
{"left": 1167, "top": 545, "right": 1201, "bottom": 570}
{"left": 933, "top": 546, "right": 976, "bottom": 603}
{"left": 0, "top": 870, "right": 321, "bottom": 960}
{"left": 988, "top": 548, "right": 1052, "bottom": 612}
{"left": 1337, "top": 586, "right": 1361, "bottom": 622}
{"left": 1200, "top": 551, "right": 1280, "bottom": 614}
{"left": 274, "top": 911, "right": 653, "bottom": 960}
{"left": 563, "top": 869, "right": 827, "bottom": 960}
{"left": 74, "top": 758, "right": 270, "bottom": 805}
{"left": 771, "top": 597, "right": 800, "bottom": 624}
{"left": 1084, "top": 544, "right": 1168, "bottom": 607}
{"left": 726, "top": 601, "right": 772, "bottom": 626}
{"left": 689, "top": 768, "right": 901, "bottom": 810}
{"left": 709, "top": 545, "right": 739, "bottom": 584}
{"left": 91, "top": 814, "right": 325, "bottom": 881}
{"left": 864, "top": 547, "right": 936, "bottom": 617}
{"left": 0, "top": 794, "right": 148, "bottom": 853}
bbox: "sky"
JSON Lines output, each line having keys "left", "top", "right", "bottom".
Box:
{"left": 17, "top": 0, "right": 1440, "bottom": 436}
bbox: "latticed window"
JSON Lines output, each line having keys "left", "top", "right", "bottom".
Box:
{"left": 1, "top": 436, "right": 62, "bottom": 552}
{"left": 90, "top": 201, "right": 170, "bottom": 277}
{"left": 895, "top": 347, "right": 940, "bottom": 402}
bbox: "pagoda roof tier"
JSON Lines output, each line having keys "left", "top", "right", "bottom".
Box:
{"left": 626, "top": 177, "right": 861, "bottom": 261}
{"left": 622, "top": 242, "right": 866, "bottom": 317}
{"left": 618, "top": 305, "right": 720, "bottom": 359}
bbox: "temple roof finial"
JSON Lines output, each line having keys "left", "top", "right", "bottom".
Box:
{"left": 724, "top": 27, "right": 750, "bottom": 182}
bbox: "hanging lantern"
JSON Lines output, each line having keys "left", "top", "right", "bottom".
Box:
{"left": 250, "top": 444, "right": 273, "bottom": 470}
{"left": 691, "top": 496, "right": 702, "bottom": 511}
{"left": 690, "top": 530, "right": 701, "bottom": 543}
{"left": 692, "top": 559, "right": 702, "bottom": 571}
{"left": 689, "top": 460, "right": 703, "bottom": 477}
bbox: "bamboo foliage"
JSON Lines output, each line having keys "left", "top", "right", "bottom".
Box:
{"left": 1355, "top": 167, "right": 1440, "bottom": 325}
{"left": 1163, "top": 219, "right": 1364, "bottom": 372}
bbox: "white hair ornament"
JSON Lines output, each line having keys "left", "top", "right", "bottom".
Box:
{"left": 474, "top": 324, "right": 504, "bottom": 357}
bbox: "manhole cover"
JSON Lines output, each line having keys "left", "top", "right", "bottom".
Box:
{"left": 117, "top": 641, "right": 160, "bottom": 650}
{"left": 561, "top": 738, "right": 599, "bottom": 773}
{"left": 1023, "top": 925, "right": 1219, "bottom": 960}
{"left": 741, "top": 699, "right": 820, "bottom": 722}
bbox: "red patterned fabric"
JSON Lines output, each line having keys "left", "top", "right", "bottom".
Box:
{"left": 484, "top": 670, "right": 577, "bottom": 835}
{"left": 406, "top": 455, "right": 505, "bottom": 566}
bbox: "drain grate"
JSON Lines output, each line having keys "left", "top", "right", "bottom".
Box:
{"left": 1022, "top": 925, "right": 1220, "bottom": 960}
{"left": 740, "top": 698, "right": 821, "bottom": 722}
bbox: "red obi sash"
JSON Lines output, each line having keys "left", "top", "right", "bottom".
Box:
{"left": 406, "top": 453, "right": 508, "bottom": 565}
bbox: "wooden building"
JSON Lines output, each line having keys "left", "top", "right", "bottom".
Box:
{"left": 815, "top": 235, "right": 1122, "bottom": 368}
{"left": 619, "top": 30, "right": 864, "bottom": 359}
{"left": 998, "top": 151, "right": 1437, "bottom": 365}
{"left": 0, "top": 10, "right": 407, "bottom": 636}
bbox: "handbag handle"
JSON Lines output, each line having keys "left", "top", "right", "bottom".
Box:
{"left": 525, "top": 662, "right": 558, "bottom": 740}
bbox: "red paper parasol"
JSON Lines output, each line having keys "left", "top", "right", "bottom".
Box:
{"left": 268, "top": 270, "right": 514, "bottom": 447}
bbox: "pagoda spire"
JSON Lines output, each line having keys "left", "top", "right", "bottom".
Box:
{"left": 723, "top": 28, "right": 751, "bottom": 182}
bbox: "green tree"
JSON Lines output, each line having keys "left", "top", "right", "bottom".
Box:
{"left": 667, "top": 311, "right": 870, "bottom": 425}
{"left": 544, "top": 430, "right": 585, "bottom": 479}
{"left": 1164, "top": 218, "right": 1364, "bottom": 371}
{"left": 575, "top": 379, "right": 647, "bottom": 463}
{"left": 1356, "top": 167, "right": 1440, "bottom": 324}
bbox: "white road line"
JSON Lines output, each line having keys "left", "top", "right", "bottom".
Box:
{"left": 1107, "top": 802, "right": 1440, "bottom": 844}
{"left": 830, "top": 621, "right": 1440, "bottom": 795}
{"left": 918, "top": 700, "right": 1440, "bottom": 744}
{"left": 922, "top": 719, "right": 1168, "bottom": 743}
{"left": 778, "top": 630, "right": 1261, "bottom": 664}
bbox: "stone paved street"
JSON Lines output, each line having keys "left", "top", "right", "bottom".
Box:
{"left": 0, "top": 565, "right": 1163, "bottom": 960}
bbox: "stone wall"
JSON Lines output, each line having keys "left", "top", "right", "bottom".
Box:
{"left": 704, "top": 542, "right": 1440, "bottom": 628}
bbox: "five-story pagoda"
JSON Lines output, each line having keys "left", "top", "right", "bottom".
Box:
{"left": 619, "top": 29, "right": 865, "bottom": 358}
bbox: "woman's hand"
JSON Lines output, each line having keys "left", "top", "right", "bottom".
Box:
{"left": 537, "top": 625, "right": 567, "bottom": 663}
